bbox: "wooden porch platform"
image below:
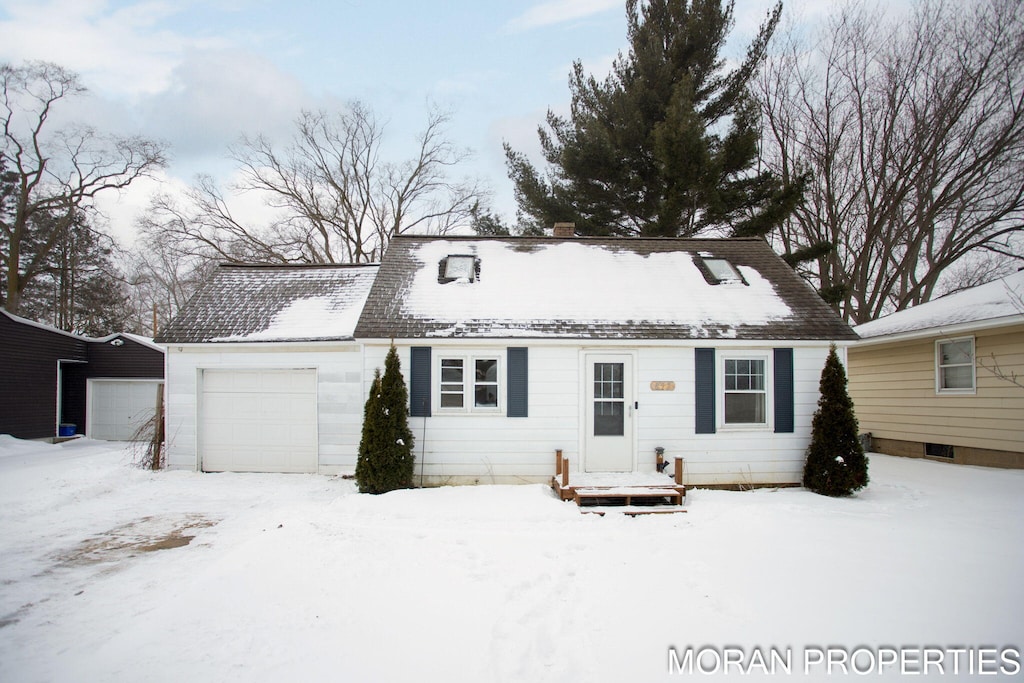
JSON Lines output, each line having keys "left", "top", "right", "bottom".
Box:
{"left": 551, "top": 450, "right": 688, "bottom": 515}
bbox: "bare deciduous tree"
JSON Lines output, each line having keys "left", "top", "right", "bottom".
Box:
{"left": 142, "top": 104, "right": 484, "bottom": 266}
{"left": 1, "top": 61, "right": 166, "bottom": 315}
{"left": 759, "top": 0, "right": 1024, "bottom": 324}
{"left": 123, "top": 229, "right": 217, "bottom": 336}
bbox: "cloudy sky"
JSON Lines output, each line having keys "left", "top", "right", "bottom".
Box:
{"left": 0, "top": 0, "right": 824, "bottom": 245}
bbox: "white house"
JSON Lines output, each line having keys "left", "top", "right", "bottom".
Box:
{"left": 157, "top": 236, "right": 856, "bottom": 486}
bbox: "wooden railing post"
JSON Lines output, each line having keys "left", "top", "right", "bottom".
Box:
{"left": 555, "top": 449, "right": 562, "bottom": 476}
{"left": 674, "top": 457, "right": 683, "bottom": 486}
{"left": 562, "top": 456, "right": 569, "bottom": 488}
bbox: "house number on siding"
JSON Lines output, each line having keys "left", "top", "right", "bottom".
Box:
{"left": 650, "top": 381, "right": 676, "bottom": 391}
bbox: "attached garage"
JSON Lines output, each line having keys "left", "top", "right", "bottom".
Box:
{"left": 199, "top": 368, "right": 318, "bottom": 473}
{"left": 88, "top": 380, "right": 164, "bottom": 440}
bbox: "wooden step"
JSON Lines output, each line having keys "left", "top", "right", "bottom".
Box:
{"left": 580, "top": 505, "right": 689, "bottom": 516}
{"left": 573, "top": 486, "right": 684, "bottom": 507}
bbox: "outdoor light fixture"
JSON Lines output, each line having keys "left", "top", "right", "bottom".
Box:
{"left": 110, "top": 338, "right": 124, "bottom": 347}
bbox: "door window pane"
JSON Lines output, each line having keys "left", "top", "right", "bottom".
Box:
{"left": 593, "top": 363, "right": 625, "bottom": 435}
{"left": 595, "top": 362, "right": 623, "bottom": 399}
{"left": 593, "top": 401, "right": 624, "bottom": 436}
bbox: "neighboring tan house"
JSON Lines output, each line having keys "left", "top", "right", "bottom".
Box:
{"left": 0, "top": 309, "right": 165, "bottom": 441}
{"left": 156, "top": 236, "right": 857, "bottom": 485}
{"left": 849, "top": 270, "right": 1024, "bottom": 468}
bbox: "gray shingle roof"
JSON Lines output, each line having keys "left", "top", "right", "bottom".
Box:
{"left": 354, "top": 236, "right": 857, "bottom": 341}
{"left": 156, "top": 264, "right": 379, "bottom": 344}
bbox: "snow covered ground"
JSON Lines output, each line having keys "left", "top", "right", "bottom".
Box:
{"left": 1, "top": 436, "right": 1021, "bottom": 682}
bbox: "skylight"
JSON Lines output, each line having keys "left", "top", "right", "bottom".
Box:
{"left": 439, "top": 255, "right": 478, "bottom": 283}
{"left": 703, "top": 258, "right": 744, "bottom": 284}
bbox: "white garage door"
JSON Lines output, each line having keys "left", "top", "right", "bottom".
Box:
{"left": 89, "top": 380, "right": 164, "bottom": 441}
{"left": 200, "top": 369, "right": 318, "bottom": 473}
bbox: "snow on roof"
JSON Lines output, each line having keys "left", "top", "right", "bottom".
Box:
{"left": 211, "top": 295, "right": 365, "bottom": 342}
{"left": 403, "top": 240, "right": 790, "bottom": 331}
{"left": 156, "top": 264, "right": 379, "bottom": 344}
{"left": 854, "top": 270, "right": 1024, "bottom": 339}
{"left": 357, "top": 236, "right": 856, "bottom": 341}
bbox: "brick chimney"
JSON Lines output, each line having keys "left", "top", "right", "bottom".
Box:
{"left": 552, "top": 222, "right": 576, "bottom": 238}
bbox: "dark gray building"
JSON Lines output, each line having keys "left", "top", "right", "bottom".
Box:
{"left": 1, "top": 309, "right": 165, "bottom": 440}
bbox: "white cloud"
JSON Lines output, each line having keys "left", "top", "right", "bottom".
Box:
{"left": 506, "top": 0, "right": 621, "bottom": 32}
{"left": 138, "top": 49, "right": 310, "bottom": 158}
{"left": 0, "top": 0, "right": 205, "bottom": 97}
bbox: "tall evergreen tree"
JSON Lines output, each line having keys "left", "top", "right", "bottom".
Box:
{"left": 355, "top": 346, "right": 416, "bottom": 494}
{"left": 803, "top": 345, "right": 868, "bottom": 497}
{"left": 505, "top": 0, "right": 801, "bottom": 238}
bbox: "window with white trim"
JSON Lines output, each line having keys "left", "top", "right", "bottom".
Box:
{"left": 936, "top": 338, "right": 975, "bottom": 393}
{"left": 723, "top": 356, "right": 768, "bottom": 426}
{"left": 437, "top": 356, "right": 500, "bottom": 411}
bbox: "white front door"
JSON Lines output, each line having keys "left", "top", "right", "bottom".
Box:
{"left": 584, "top": 354, "right": 634, "bottom": 472}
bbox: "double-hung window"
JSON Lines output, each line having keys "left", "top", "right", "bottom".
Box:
{"left": 723, "top": 356, "right": 768, "bottom": 426}
{"left": 936, "top": 338, "right": 975, "bottom": 393}
{"left": 438, "top": 356, "right": 500, "bottom": 412}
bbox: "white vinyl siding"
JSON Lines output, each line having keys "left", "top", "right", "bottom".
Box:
{"left": 367, "top": 342, "right": 830, "bottom": 487}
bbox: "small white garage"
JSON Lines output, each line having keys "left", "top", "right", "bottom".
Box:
{"left": 87, "top": 379, "right": 164, "bottom": 441}
{"left": 199, "top": 368, "right": 319, "bottom": 473}
{"left": 156, "top": 263, "right": 388, "bottom": 474}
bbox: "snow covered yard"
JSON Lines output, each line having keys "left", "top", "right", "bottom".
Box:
{"left": 1, "top": 437, "right": 1021, "bottom": 682}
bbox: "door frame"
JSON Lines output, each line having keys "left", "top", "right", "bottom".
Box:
{"left": 580, "top": 350, "right": 638, "bottom": 473}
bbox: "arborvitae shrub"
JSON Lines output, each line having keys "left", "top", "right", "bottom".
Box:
{"left": 355, "top": 345, "right": 416, "bottom": 494}
{"left": 803, "top": 345, "right": 869, "bottom": 496}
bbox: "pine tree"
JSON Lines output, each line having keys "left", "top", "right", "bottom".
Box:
{"left": 355, "top": 346, "right": 416, "bottom": 494}
{"left": 504, "top": 0, "right": 802, "bottom": 238}
{"left": 803, "top": 345, "right": 869, "bottom": 496}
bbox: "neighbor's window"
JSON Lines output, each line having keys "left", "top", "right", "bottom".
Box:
{"left": 724, "top": 358, "right": 767, "bottom": 425}
{"left": 937, "top": 338, "right": 975, "bottom": 392}
{"left": 438, "top": 356, "right": 500, "bottom": 411}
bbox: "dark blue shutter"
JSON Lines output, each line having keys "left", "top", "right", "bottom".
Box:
{"left": 774, "top": 348, "right": 794, "bottom": 433}
{"left": 507, "top": 347, "right": 528, "bottom": 417}
{"left": 695, "top": 348, "right": 716, "bottom": 434}
{"left": 409, "top": 346, "right": 431, "bottom": 417}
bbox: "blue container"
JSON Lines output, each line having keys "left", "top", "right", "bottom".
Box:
{"left": 58, "top": 424, "right": 76, "bottom": 437}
